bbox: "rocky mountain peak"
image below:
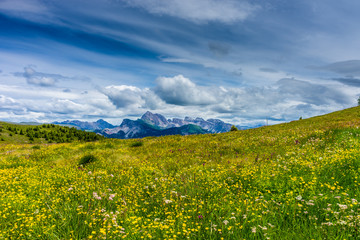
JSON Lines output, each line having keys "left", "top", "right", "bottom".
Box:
{"left": 184, "top": 117, "right": 193, "bottom": 122}
{"left": 141, "top": 111, "right": 168, "bottom": 128}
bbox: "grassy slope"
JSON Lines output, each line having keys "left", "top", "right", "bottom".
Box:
{"left": 0, "top": 122, "right": 103, "bottom": 144}
{"left": 1, "top": 107, "right": 360, "bottom": 239}
{"left": 0, "top": 122, "right": 43, "bottom": 144}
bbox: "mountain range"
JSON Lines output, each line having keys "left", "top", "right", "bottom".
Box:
{"left": 53, "top": 119, "right": 114, "bottom": 130}
{"left": 53, "top": 111, "right": 245, "bottom": 139}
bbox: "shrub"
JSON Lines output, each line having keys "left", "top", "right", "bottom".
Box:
{"left": 78, "top": 154, "right": 98, "bottom": 166}
{"left": 130, "top": 141, "right": 143, "bottom": 147}
{"left": 230, "top": 125, "right": 238, "bottom": 131}
{"left": 32, "top": 145, "right": 41, "bottom": 150}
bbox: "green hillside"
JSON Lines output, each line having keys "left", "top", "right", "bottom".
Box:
{"left": 1, "top": 106, "right": 360, "bottom": 239}
{"left": 0, "top": 122, "right": 103, "bottom": 144}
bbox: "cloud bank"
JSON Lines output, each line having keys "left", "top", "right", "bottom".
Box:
{"left": 121, "top": 0, "right": 259, "bottom": 23}
{"left": 318, "top": 60, "right": 360, "bottom": 76}
{"left": 100, "top": 75, "right": 353, "bottom": 124}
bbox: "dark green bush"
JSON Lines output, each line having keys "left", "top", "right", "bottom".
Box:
{"left": 130, "top": 141, "right": 143, "bottom": 147}
{"left": 230, "top": 125, "right": 238, "bottom": 132}
{"left": 32, "top": 145, "right": 41, "bottom": 150}
{"left": 78, "top": 154, "right": 98, "bottom": 165}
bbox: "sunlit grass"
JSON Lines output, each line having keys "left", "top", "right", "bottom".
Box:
{"left": 1, "top": 106, "right": 360, "bottom": 239}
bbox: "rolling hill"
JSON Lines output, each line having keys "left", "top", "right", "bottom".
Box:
{"left": 0, "top": 122, "right": 103, "bottom": 144}
{"left": 1, "top": 106, "right": 360, "bottom": 239}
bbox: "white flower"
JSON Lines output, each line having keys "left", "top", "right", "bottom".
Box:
{"left": 251, "top": 227, "right": 257, "bottom": 233}
{"left": 338, "top": 220, "right": 347, "bottom": 225}
{"left": 223, "top": 220, "right": 229, "bottom": 225}
{"left": 267, "top": 223, "right": 275, "bottom": 228}
{"left": 109, "top": 193, "right": 116, "bottom": 201}
{"left": 258, "top": 225, "right": 267, "bottom": 230}
{"left": 164, "top": 199, "right": 172, "bottom": 204}
{"left": 337, "top": 204, "right": 348, "bottom": 210}
{"left": 93, "top": 192, "right": 102, "bottom": 200}
{"left": 321, "top": 222, "right": 334, "bottom": 226}
{"left": 296, "top": 195, "right": 302, "bottom": 201}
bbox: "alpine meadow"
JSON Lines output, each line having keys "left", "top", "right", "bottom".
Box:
{"left": 2, "top": 106, "right": 360, "bottom": 239}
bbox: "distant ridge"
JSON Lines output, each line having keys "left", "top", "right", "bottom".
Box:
{"left": 53, "top": 119, "right": 114, "bottom": 130}
{"left": 140, "top": 111, "right": 234, "bottom": 133}
{"left": 53, "top": 111, "right": 249, "bottom": 139}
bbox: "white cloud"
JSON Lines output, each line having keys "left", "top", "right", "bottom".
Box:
{"left": 102, "top": 75, "right": 353, "bottom": 124}
{"left": 154, "top": 75, "right": 217, "bottom": 105}
{"left": 159, "top": 57, "right": 193, "bottom": 63}
{"left": 152, "top": 75, "right": 353, "bottom": 122}
{"left": 102, "top": 85, "right": 164, "bottom": 109}
{"left": 0, "top": 0, "right": 47, "bottom": 14}
{"left": 0, "top": 95, "right": 16, "bottom": 105}
{"left": 102, "top": 85, "right": 143, "bottom": 108}
{"left": 27, "top": 76, "right": 56, "bottom": 87}
{"left": 23, "top": 66, "right": 56, "bottom": 86}
{"left": 122, "top": 0, "right": 259, "bottom": 23}
{"left": 0, "top": 0, "right": 57, "bottom": 24}
{"left": 14, "top": 66, "right": 92, "bottom": 87}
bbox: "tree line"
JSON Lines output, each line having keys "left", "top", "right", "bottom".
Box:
{"left": 2, "top": 124, "right": 104, "bottom": 143}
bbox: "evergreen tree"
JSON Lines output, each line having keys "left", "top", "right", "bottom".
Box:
{"left": 230, "top": 125, "right": 238, "bottom": 132}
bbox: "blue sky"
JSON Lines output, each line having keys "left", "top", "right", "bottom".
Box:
{"left": 1, "top": 0, "right": 360, "bottom": 126}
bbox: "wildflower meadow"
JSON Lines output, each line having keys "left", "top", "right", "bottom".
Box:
{"left": 2, "top": 107, "right": 360, "bottom": 239}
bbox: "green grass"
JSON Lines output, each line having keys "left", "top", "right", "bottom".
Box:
{"left": 1, "top": 106, "right": 360, "bottom": 239}
{"left": 0, "top": 122, "right": 103, "bottom": 144}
